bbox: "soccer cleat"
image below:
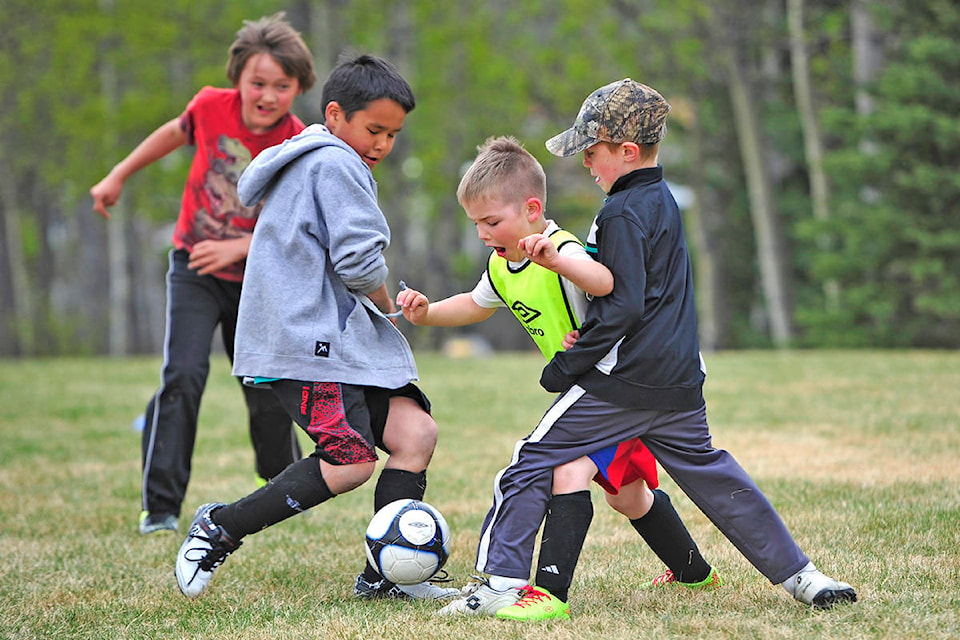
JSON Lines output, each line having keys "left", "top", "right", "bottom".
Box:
{"left": 436, "top": 576, "right": 522, "bottom": 616}
{"left": 175, "top": 503, "right": 241, "bottom": 597}
{"left": 139, "top": 511, "right": 178, "bottom": 535}
{"left": 645, "top": 568, "right": 723, "bottom": 590}
{"left": 792, "top": 569, "right": 857, "bottom": 609}
{"left": 496, "top": 585, "right": 570, "bottom": 621}
{"left": 353, "top": 573, "right": 459, "bottom": 601}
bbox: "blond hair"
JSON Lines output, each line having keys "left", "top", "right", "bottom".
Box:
{"left": 457, "top": 136, "right": 546, "bottom": 208}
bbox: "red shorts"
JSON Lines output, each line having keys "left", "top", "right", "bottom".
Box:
{"left": 588, "top": 438, "right": 659, "bottom": 495}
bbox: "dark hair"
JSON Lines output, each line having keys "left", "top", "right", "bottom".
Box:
{"left": 226, "top": 12, "right": 317, "bottom": 92}
{"left": 320, "top": 54, "right": 415, "bottom": 121}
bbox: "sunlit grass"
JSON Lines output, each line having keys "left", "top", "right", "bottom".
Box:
{"left": 1, "top": 351, "right": 958, "bottom": 639}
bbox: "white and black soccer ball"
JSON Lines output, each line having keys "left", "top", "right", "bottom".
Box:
{"left": 364, "top": 499, "right": 450, "bottom": 585}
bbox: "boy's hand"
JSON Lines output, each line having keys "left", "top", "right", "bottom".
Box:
{"left": 518, "top": 233, "right": 561, "bottom": 270}
{"left": 188, "top": 237, "right": 252, "bottom": 275}
{"left": 561, "top": 329, "right": 580, "bottom": 351}
{"left": 90, "top": 175, "right": 124, "bottom": 219}
{"left": 396, "top": 287, "right": 431, "bottom": 324}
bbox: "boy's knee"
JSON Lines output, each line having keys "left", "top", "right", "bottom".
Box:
{"left": 321, "top": 459, "right": 376, "bottom": 494}
{"left": 605, "top": 481, "right": 654, "bottom": 519}
{"left": 552, "top": 457, "right": 597, "bottom": 494}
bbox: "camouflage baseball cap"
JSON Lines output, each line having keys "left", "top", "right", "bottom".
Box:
{"left": 545, "top": 78, "right": 671, "bottom": 157}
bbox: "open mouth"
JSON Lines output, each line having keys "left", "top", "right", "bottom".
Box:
{"left": 494, "top": 247, "right": 506, "bottom": 257}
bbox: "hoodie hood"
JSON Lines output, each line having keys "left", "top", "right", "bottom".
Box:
{"left": 238, "top": 124, "right": 362, "bottom": 207}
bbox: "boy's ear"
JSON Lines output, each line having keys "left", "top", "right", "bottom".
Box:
{"left": 324, "top": 101, "right": 342, "bottom": 126}
{"left": 525, "top": 197, "right": 544, "bottom": 222}
{"left": 621, "top": 142, "right": 641, "bottom": 162}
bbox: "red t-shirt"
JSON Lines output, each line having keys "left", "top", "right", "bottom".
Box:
{"left": 173, "top": 86, "right": 305, "bottom": 282}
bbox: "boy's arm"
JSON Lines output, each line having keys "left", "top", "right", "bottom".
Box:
{"left": 519, "top": 233, "right": 613, "bottom": 297}
{"left": 90, "top": 118, "right": 188, "bottom": 219}
{"left": 541, "top": 216, "right": 647, "bottom": 392}
{"left": 396, "top": 289, "right": 495, "bottom": 326}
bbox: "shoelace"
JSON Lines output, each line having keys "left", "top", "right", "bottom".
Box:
{"left": 650, "top": 569, "right": 677, "bottom": 587}
{"left": 512, "top": 585, "right": 549, "bottom": 607}
{"left": 429, "top": 569, "right": 454, "bottom": 584}
{"left": 187, "top": 521, "right": 239, "bottom": 572}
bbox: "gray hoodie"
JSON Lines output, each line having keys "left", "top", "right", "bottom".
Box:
{"left": 232, "top": 124, "right": 417, "bottom": 389}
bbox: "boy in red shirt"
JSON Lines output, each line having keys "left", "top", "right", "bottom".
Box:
{"left": 90, "top": 13, "right": 315, "bottom": 535}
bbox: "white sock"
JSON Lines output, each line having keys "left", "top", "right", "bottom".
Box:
{"left": 489, "top": 575, "right": 527, "bottom": 591}
{"left": 781, "top": 561, "right": 817, "bottom": 596}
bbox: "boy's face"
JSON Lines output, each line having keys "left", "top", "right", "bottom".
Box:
{"left": 582, "top": 142, "right": 630, "bottom": 193}
{"left": 464, "top": 197, "right": 545, "bottom": 262}
{"left": 237, "top": 52, "right": 301, "bottom": 134}
{"left": 325, "top": 98, "right": 407, "bottom": 171}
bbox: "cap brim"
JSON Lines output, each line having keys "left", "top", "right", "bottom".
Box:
{"left": 545, "top": 128, "right": 596, "bottom": 157}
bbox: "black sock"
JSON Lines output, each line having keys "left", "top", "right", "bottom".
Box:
{"left": 361, "top": 468, "right": 428, "bottom": 582}
{"left": 630, "top": 489, "right": 711, "bottom": 583}
{"left": 534, "top": 491, "right": 593, "bottom": 602}
{"left": 213, "top": 456, "right": 334, "bottom": 539}
{"left": 374, "top": 468, "right": 427, "bottom": 511}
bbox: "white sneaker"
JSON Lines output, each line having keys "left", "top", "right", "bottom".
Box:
{"left": 396, "top": 581, "right": 460, "bottom": 600}
{"left": 437, "top": 577, "right": 523, "bottom": 616}
{"left": 175, "top": 503, "right": 240, "bottom": 598}
{"left": 792, "top": 569, "right": 857, "bottom": 609}
{"left": 353, "top": 573, "right": 458, "bottom": 600}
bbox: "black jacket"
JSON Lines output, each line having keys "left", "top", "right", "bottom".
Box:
{"left": 540, "top": 166, "right": 705, "bottom": 410}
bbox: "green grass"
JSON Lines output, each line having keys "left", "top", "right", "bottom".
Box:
{"left": 1, "top": 351, "right": 959, "bottom": 639}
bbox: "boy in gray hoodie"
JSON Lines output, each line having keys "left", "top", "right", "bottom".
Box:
{"left": 174, "top": 54, "right": 457, "bottom": 602}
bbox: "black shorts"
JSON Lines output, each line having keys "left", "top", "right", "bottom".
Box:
{"left": 270, "top": 380, "right": 430, "bottom": 465}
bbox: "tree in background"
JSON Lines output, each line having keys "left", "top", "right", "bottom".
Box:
{"left": 1, "top": 0, "right": 957, "bottom": 355}
{"left": 817, "top": 0, "right": 960, "bottom": 346}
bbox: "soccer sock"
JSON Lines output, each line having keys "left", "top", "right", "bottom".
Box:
{"left": 362, "top": 468, "right": 428, "bottom": 582}
{"left": 212, "top": 457, "right": 333, "bottom": 539}
{"left": 534, "top": 490, "right": 593, "bottom": 602}
{"left": 374, "top": 468, "right": 427, "bottom": 511}
{"left": 489, "top": 575, "right": 528, "bottom": 591}
{"left": 630, "top": 489, "right": 711, "bottom": 583}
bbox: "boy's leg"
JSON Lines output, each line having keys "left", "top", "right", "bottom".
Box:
{"left": 239, "top": 384, "right": 303, "bottom": 482}
{"left": 141, "top": 249, "right": 218, "bottom": 532}
{"left": 475, "top": 387, "right": 642, "bottom": 581}
{"left": 642, "top": 408, "right": 855, "bottom": 607}
{"left": 530, "top": 490, "right": 593, "bottom": 602}
{"left": 175, "top": 380, "right": 378, "bottom": 597}
{"left": 532, "top": 456, "right": 598, "bottom": 601}
{"left": 640, "top": 405, "right": 809, "bottom": 584}
{"left": 623, "top": 486, "right": 717, "bottom": 587}
{"left": 219, "top": 284, "right": 302, "bottom": 483}
{"left": 354, "top": 388, "right": 457, "bottom": 600}
{"left": 442, "top": 388, "right": 647, "bottom": 618}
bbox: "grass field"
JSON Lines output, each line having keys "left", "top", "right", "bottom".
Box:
{"left": 1, "top": 350, "right": 958, "bottom": 639}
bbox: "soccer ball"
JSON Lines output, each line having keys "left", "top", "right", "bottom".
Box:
{"left": 364, "top": 499, "right": 450, "bottom": 585}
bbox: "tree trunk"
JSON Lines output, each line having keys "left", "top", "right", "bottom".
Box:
{"left": 721, "top": 32, "right": 795, "bottom": 347}
{"left": 0, "top": 158, "right": 33, "bottom": 355}
{"left": 788, "top": 0, "right": 839, "bottom": 309}
{"left": 682, "top": 101, "right": 733, "bottom": 352}
{"left": 99, "top": 0, "right": 131, "bottom": 355}
{"left": 851, "top": 0, "right": 884, "bottom": 203}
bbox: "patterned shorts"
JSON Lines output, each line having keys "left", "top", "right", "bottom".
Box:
{"left": 270, "top": 380, "right": 430, "bottom": 465}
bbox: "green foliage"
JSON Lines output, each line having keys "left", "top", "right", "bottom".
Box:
{"left": 2, "top": 0, "right": 959, "bottom": 353}
{"left": 819, "top": 0, "right": 960, "bottom": 346}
